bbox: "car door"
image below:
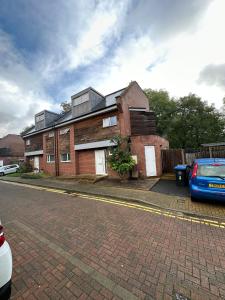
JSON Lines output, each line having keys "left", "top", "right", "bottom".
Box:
{"left": 4, "top": 166, "right": 11, "bottom": 175}
{"left": 10, "top": 165, "right": 17, "bottom": 173}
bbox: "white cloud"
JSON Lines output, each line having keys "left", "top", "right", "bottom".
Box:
{"left": 0, "top": 31, "right": 55, "bottom": 136}
{"left": 40, "top": 0, "right": 129, "bottom": 81}
{"left": 92, "top": 0, "right": 225, "bottom": 108}
{"left": 0, "top": 0, "right": 225, "bottom": 138}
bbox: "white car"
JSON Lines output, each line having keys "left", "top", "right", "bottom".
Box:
{"left": 0, "top": 222, "right": 12, "bottom": 299}
{"left": 0, "top": 164, "right": 19, "bottom": 176}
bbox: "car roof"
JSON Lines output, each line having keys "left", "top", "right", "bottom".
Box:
{"left": 194, "top": 158, "right": 225, "bottom": 164}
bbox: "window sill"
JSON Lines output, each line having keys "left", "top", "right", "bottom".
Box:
{"left": 47, "top": 161, "right": 55, "bottom": 164}
{"left": 60, "top": 160, "right": 71, "bottom": 163}
{"left": 102, "top": 124, "right": 117, "bottom": 128}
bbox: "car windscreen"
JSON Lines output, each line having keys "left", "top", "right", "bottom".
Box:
{"left": 197, "top": 164, "right": 225, "bottom": 177}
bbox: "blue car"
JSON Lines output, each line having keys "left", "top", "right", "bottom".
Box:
{"left": 189, "top": 158, "right": 225, "bottom": 201}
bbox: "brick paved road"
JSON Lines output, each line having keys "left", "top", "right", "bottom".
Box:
{"left": 1, "top": 181, "right": 225, "bottom": 300}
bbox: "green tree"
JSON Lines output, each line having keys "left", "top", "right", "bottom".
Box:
{"left": 108, "top": 136, "right": 136, "bottom": 178}
{"left": 60, "top": 101, "right": 71, "bottom": 113}
{"left": 145, "top": 89, "right": 225, "bottom": 148}
{"left": 170, "top": 94, "right": 225, "bottom": 148}
{"left": 145, "top": 89, "right": 177, "bottom": 137}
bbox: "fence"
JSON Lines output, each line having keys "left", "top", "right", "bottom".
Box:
{"left": 161, "top": 146, "right": 225, "bottom": 173}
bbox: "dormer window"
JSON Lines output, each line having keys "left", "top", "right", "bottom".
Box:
{"left": 103, "top": 116, "right": 117, "bottom": 128}
{"left": 73, "top": 94, "right": 89, "bottom": 106}
{"left": 36, "top": 114, "right": 44, "bottom": 122}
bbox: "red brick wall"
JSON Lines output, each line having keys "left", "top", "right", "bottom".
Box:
{"left": 0, "top": 156, "right": 24, "bottom": 165}
{"left": 117, "top": 82, "right": 150, "bottom": 137}
{"left": 43, "top": 133, "right": 55, "bottom": 175}
{"left": 58, "top": 125, "right": 76, "bottom": 176}
{"left": 0, "top": 134, "right": 24, "bottom": 156}
{"left": 39, "top": 156, "right": 44, "bottom": 171}
{"left": 131, "top": 135, "right": 169, "bottom": 177}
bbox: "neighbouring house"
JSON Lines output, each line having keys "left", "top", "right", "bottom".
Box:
{"left": 0, "top": 134, "right": 25, "bottom": 166}
{"left": 22, "top": 81, "right": 169, "bottom": 177}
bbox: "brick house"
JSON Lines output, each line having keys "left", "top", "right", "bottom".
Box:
{"left": 0, "top": 134, "right": 25, "bottom": 166}
{"left": 22, "top": 81, "right": 169, "bottom": 177}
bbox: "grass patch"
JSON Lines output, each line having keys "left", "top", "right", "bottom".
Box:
{"left": 6, "top": 172, "right": 21, "bottom": 177}
{"left": 5, "top": 171, "right": 51, "bottom": 179}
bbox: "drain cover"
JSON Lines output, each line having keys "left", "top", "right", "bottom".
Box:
{"left": 175, "top": 293, "right": 190, "bottom": 300}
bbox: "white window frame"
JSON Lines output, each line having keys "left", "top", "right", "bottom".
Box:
{"left": 60, "top": 153, "right": 71, "bottom": 162}
{"left": 73, "top": 94, "right": 89, "bottom": 106}
{"left": 48, "top": 131, "right": 54, "bottom": 138}
{"left": 36, "top": 114, "right": 44, "bottom": 122}
{"left": 26, "top": 139, "right": 30, "bottom": 146}
{"left": 103, "top": 116, "right": 117, "bottom": 128}
{"left": 46, "top": 154, "right": 55, "bottom": 163}
{"left": 59, "top": 128, "right": 70, "bottom": 135}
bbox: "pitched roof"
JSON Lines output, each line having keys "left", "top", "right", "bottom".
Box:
{"left": 23, "top": 84, "right": 129, "bottom": 137}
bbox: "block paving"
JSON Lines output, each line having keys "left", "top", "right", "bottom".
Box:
{"left": 0, "top": 181, "right": 225, "bottom": 299}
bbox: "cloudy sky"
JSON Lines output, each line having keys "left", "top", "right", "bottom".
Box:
{"left": 0, "top": 0, "right": 225, "bottom": 137}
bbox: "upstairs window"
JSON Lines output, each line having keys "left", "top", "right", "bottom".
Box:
{"left": 103, "top": 116, "right": 117, "bottom": 128}
{"left": 73, "top": 94, "right": 89, "bottom": 106}
{"left": 47, "top": 154, "right": 55, "bottom": 163}
{"left": 48, "top": 132, "right": 54, "bottom": 138}
{"left": 26, "top": 139, "right": 30, "bottom": 146}
{"left": 59, "top": 128, "right": 70, "bottom": 135}
{"left": 61, "top": 153, "right": 71, "bottom": 162}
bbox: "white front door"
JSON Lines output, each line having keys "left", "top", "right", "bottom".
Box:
{"left": 95, "top": 150, "right": 106, "bottom": 175}
{"left": 34, "top": 156, "right": 40, "bottom": 170}
{"left": 145, "top": 146, "right": 157, "bottom": 177}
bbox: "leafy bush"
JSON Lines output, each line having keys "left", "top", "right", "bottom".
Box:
{"left": 108, "top": 136, "right": 136, "bottom": 178}
{"left": 18, "top": 162, "right": 33, "bottom": 173}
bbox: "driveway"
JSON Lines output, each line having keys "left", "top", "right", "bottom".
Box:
{"left": 1, "top": 181, "right": 225, "bottom": 300}
{"left": 151, "top": 180, "right": 190, "bottom": 198}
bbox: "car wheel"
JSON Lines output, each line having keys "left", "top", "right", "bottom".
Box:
{"left": 0, "top": 172, "right": 4, "bottom": 176}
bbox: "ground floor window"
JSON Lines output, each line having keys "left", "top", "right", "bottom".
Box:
{"left": 47, "top": 154, "right": 55, "bottom": 163}
{"left": 61, "top": 153, "right": 71, "bottom": 162}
